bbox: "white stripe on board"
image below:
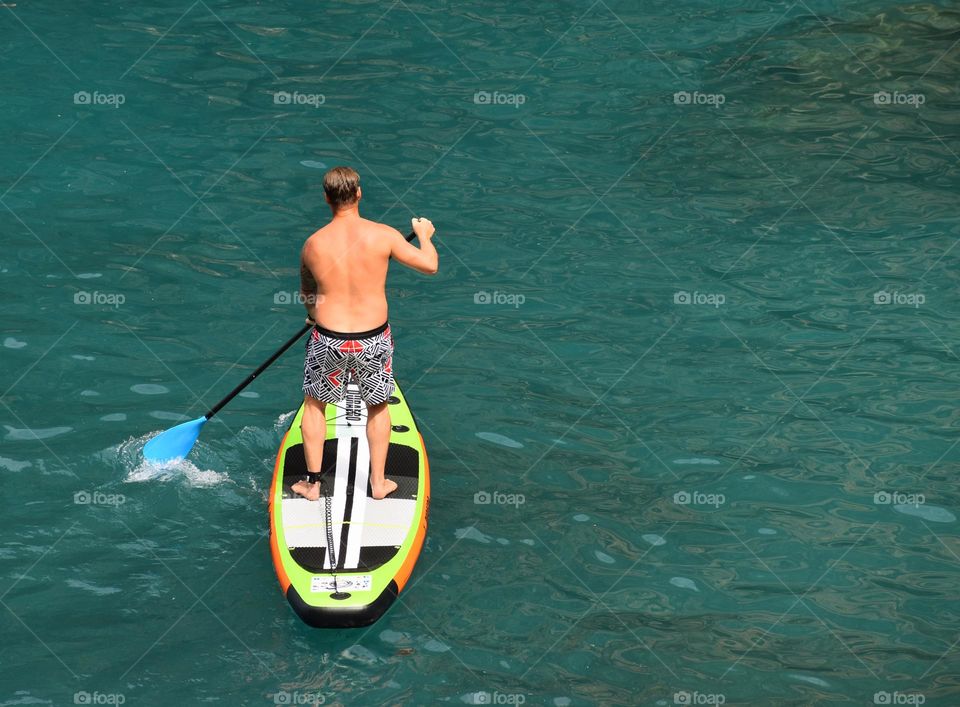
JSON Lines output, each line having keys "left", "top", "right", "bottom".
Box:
{"left": 345, "top": 433, "right": 371, "bottom": 568}
{"left": 327, "top": 434, "right": 351, "bottom": 570}
{"left": 327, "top": 380, "right": 367, "bottom": 570}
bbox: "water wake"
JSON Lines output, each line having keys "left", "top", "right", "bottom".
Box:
{"left": 110, "top": 433, "right": 230, "bottom": 487}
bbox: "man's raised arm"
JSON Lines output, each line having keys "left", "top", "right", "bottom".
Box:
{"left": 390, "top": 217, "right": 438, "bottom": 275}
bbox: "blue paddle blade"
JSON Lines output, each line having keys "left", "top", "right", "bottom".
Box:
{"left": 142, "top": 416, "right": 208, "bottom": 463}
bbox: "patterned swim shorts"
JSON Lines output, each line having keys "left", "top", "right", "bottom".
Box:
{"left": 303, "top": 322, "right": 395, "bottom": 405}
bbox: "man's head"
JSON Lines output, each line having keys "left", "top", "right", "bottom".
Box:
{"left": 323, "top": 166, "right": 361, "bottom": 211}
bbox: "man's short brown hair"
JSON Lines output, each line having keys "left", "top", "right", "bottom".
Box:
{"left": 323, "top": 166, "right": 360, "bottom": 209}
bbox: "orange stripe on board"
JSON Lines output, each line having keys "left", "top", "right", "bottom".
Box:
{"left": 269, "top": 429, "right": 291, "bottom": 594}
{"left": 394, "top": 434, "right": 431, "bottom": 592}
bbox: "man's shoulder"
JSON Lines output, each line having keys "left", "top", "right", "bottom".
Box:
{"left": 302, "top": 224, "right": 335, "bottom": 252}
{"left": 303, "top": 225, "right": 327, "bottom": 242}
{"left": 301, "top": 232, "right": 318, "bottom": 257}
{"left": 358, "top": 220, "right": 404, "bottom": 254}
{"left": 302, "top": 220, "right": 399, "bottom": 253}
{"left": 359, "top": 218, "right": 402, "bottom": 239}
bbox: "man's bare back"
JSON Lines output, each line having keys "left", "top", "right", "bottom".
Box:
{"left": 301, "top": 215, "right": 438, "bottom": 331}
{"left": 302, "top": 218, "right": 391, "bottom": 332}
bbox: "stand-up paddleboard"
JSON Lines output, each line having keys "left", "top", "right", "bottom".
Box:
{"left": 269, "top": 380, "right": 429, "bottom": 628}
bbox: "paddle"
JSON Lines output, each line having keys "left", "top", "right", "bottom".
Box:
{"left": 142, "top": 229, "right": 418, "bottom": 463}
{"left": 142, "top": 324, "right": 310, "bottom": 463}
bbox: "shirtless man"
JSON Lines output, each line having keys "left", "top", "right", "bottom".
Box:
{"left": 291, "top": 166, "right": 438, "bottom": 501}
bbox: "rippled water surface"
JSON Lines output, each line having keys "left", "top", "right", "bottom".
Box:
{"left": 2, "top": 1, "right": 959, "bottom": 705}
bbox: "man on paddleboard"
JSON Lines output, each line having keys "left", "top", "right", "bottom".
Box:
{"left": 292, "top": 166, "right": 438, "bottom": 501}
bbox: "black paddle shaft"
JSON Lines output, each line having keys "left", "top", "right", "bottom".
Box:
{"left": 204, "top": 322, "right": 312, "bottom": 419}
{"left": 203, "top": 230, "right": 418, "bottom": 420}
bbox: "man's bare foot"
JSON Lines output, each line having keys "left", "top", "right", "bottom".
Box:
{"left": 371, "top": 478, "right": 398, "bottom": 500}
{"left": 291, "top": 479, "right": 321, "bottom": 501}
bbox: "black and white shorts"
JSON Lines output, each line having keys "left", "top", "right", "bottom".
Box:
{"left": 303, "top": 322, "right": 395, "bottom": 405}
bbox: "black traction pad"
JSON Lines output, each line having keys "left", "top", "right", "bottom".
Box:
{"left": 289, "top": 545, "right": 401, "bottom": 573}
{"left": 283, "top": 441, "right": 419, "bottom": 500}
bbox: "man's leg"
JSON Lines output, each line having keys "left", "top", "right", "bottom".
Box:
{"left": 367, "top": 401, "right": 397, "bottom": 499}
{"left": 292, "top": 396, "right": 326, "bottom": 501}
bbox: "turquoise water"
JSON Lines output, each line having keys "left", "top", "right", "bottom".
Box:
{"left": 2, "top": 1, "right": 959, "bottom": 704}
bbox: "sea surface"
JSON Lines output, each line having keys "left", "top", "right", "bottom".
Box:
{"left": 1, "top": 1, "right": 959, "bottom": 705}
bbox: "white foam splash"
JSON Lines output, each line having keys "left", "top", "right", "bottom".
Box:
{"left": 114, "top": 433, "right": 229, "bottom": 487}
{"left": 126, "top": 460, "right": 228, "bottom": 487}
{"left": 276, "top": 410, "right": 297, "bottom": 429}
